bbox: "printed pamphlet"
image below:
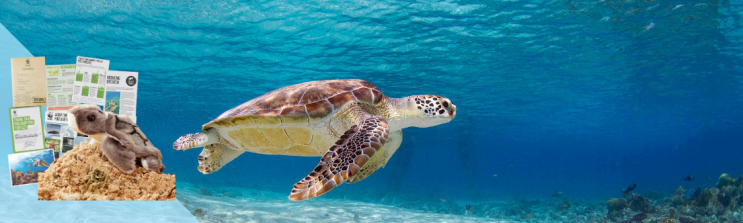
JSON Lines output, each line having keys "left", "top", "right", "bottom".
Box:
{"left": 9, "top": 106, "right": 45, "bottom": 153}
{"left": 105, "top": 71, "right": 138, "bottom": 122}
{"left": 45, "top": 64, "right": 77, "bottom": 110}
{"left": 44, "top": 110, "right": 76, "bottom": 159}
{"left": 71, "top": 56, "right": 110, "bottom": 106}
{"left": 11, "top": 57, "right": 47, "bottom": 107}
{"left": 44, "top": 109, "right": 83, "bottom": 158}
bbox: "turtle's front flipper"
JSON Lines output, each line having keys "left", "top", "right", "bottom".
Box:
{"left": 346, "top": 129, "right": 402, "bottom": 184}
{"left": 198, "top": 143, "right": 244, "bottom": 174}
{"left": 174, "top": 129, "right": 219, "bottom": 150}
{"left": 288, "top": 116, "right": 389, "bottom": 201}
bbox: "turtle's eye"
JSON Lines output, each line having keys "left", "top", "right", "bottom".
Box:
{"left": 87, "top": 115, "right": 96, "bottom": 122}
{"left": 442, "top": 101, "right": 449, "bottom": 108}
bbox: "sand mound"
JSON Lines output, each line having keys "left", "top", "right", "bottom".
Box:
{"left": 38, "top": 141, "right": 175, "bottom": 200}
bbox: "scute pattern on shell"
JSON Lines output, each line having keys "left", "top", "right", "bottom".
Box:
{"left": 204, "top": 79, "right": 383, "bottom": 129}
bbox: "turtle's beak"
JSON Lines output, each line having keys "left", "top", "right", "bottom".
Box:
{"left": 449, "top": 104, "right": 457, "bottom": 119}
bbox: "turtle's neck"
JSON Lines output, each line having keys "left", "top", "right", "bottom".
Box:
{"left": 382, "top": 96, "right": 423, "bottom": 131}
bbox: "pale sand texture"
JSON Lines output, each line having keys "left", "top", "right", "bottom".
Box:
{"left": 178, "top": 183, "right": 507, "bottom": 223}
{"left": 37, "top": 141, "right": 176, "bottom": 200}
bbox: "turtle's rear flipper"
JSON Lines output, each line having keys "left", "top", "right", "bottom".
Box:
{"left": 198, "top": 143, "right": 244, "bottom": 174}
{"left": 288, "top": 116, "right": 389, "bottom": 201}
{"left": 174, "top": 129, "right": 219, "bottom": 150}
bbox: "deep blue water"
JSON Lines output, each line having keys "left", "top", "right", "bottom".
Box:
{"left": 1, "top": 0, "right": 742, "bottom": 206}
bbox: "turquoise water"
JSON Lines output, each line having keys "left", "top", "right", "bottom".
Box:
{"left": 1, "top": 0, "right": 743, "bottom": 222}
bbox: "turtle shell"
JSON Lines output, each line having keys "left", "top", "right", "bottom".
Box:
{"left": 202, "top": 79, "right": 385, "bottom": 156}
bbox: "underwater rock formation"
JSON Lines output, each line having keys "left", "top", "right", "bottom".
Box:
{"left": 694, "top": 188, "right": 714, "bottom": 207}
{"left": 628, "top": 194, "right": 651, "bottom": 213}
{"left": 37, "top": 141, "right": 175, "bottom": 200}
{"left": 607, "top": 198, "right": 628, "bottom": 221}
{"left": 717, "top": 173, "right": 736, "bottom": 188}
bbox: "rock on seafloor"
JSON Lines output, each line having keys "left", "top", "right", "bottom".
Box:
{"left": 37, "top": 141, "right": 175, "bottom": 200}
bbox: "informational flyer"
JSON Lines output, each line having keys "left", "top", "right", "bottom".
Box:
{"left": 104, "top": 71, "right": 138, "bottom": 123}
{"left": 45, "top": 64, "right": 77, "bottom": 110}
{"left": 45, "top": 110, "right": 87, "bottom": 158}
{"left": 44, "top": 110, "right": 76, "bottom": 159}
{"left": 11, "top": 57, "right": 47, "bottom": 107}
{"left": 9, "top": 106, "right": 45, "bottom": 153}
{"left": 71, "top": 56, "right": 110, "bottom": 106}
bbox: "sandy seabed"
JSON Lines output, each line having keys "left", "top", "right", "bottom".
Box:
{"left": 178, "top": 182, "right": 501, "bottom": 223}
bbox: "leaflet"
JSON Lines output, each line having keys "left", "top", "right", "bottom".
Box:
{"left": 44, "top": 110, "right": 76, "bottom": 159}
{"left": 9, "top": 106, "right": 45, "bottom": 153}
{"left": 11, "top": 57, "right": 47, "bottom": 107}
{"left": 71, "top": 56, "right": 110, "bottom": 106}
{"left": 104, "top": 71, "right": 138, "bottom": 123}
{"left": 46, "top": 64, "right": 77, "bottom": 110}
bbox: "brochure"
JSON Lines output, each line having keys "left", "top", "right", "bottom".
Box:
{"left": 9, "top": 106, "right": 45, "bottom": 153}
{"left": 105, "top": 71, "right": 138, "bottom": 122}
{"left": 45, "top": 64, "right": 77, "bottom": 110}
{"left": 71, "top": 56, "right": 110, "bottom": 106}
{"left": 44, "top": 110, "right": 76, "bottom": 159}
{"left": 8, "top": 149, "right": 55, "bottom": 186}
{"left": 11, "top": 57, "right": 47, "bottom": 107}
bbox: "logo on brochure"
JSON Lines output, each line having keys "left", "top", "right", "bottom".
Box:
{"left": 126, "top": 76, "right": 137, "bottom": 86}
{"left": 47, "top": 112, "right": 53, "bottom": 120}
{"left": 26, "top": 59, "right": 30, "bottom": 65}
{"left": 12, "top": 110, "right": 18, "bottom": 117}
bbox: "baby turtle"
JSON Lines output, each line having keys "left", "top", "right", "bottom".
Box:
{"left": 68, "top": 105, "right": 164, "bottom": 174}
{"left": 174, "top": 79, "right": 457, "bottom": 201}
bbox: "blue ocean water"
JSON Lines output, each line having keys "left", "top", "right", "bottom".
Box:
{"left": 1, "top": 0, "right": 743, "bottom": 222}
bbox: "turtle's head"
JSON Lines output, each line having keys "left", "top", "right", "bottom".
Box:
{"left": 67, "top": 104, "right": 107, "bottom": 136}
{"left": 388, "top": 95, "right": 456, "bottom": 129}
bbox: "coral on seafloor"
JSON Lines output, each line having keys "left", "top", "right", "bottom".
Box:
{"left": 693, "top": 188, "right": 714, "bottom": 207}
{"left": 628, "top": 194, "right": 651, "bottom": 213}
{"left": 607, "top": 198, "right": 628, "bottom": 221}
{"left": 174, "top": 172, "right": 743, "bottom": 223}
{"left": 717, "top": 173, "right": 736, "bottom": 188}
{"left": 37, "top": 141, "right": 176, "bottom": 200}
{"left": 603, "top": 174, "right": 743, "bottom": 223}
{"left": 675, "top": 186, "right": 687, "bottom": 196}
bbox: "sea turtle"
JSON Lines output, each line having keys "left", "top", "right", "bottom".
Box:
{"left": 173, "top": 79, "right": 457, "bottom": 201}
{"left": 27, "top": 158, "right": 49, "bottom": 167}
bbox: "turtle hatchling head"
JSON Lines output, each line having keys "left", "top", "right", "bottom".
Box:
{"left": 403, "top": 95, "right": 456, "bottom": 127}
{"left": 67, "top": 104, "right": 107, "bottom": 136}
